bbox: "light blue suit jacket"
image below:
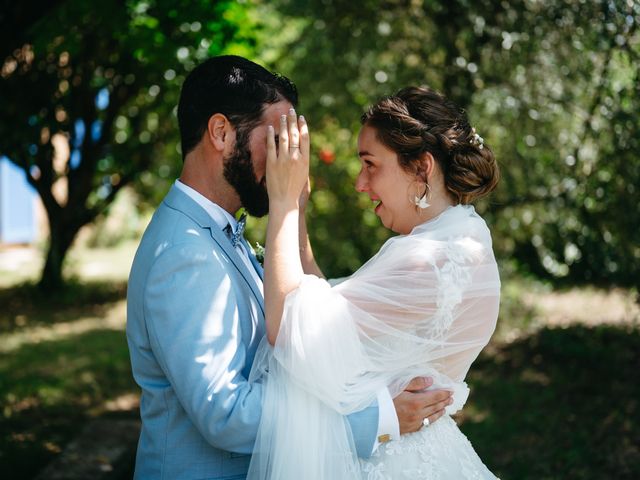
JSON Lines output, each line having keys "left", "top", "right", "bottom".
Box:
{"left": 126, "top": 185, "right": 379, "bottom": 479}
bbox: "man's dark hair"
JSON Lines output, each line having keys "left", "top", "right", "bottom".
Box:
{"left": 177, "top": 55, "right": 298, "bottom": 159}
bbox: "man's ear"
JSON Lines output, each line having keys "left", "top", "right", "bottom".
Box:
{"left": 206, "top": 113, "right": 232, "bottom": 151}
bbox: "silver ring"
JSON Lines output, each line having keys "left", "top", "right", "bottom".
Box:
{"left": 289, "top": 144, "right": 300, "bottom": 149}
{"left": 422, "top": 417, "right": 430, "bottom": 427}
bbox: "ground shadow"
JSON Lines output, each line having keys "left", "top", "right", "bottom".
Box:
{"left": 0, "top": 328, "right": 138, "bottom": 479}
{"left": 0, "top": 280, "right": 127, "bottom": 333}
{"left": 460, "top": 324, "right": 640, "bottom": 479}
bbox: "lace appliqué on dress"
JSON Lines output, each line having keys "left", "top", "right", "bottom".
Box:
{"left": 422, "top": 239, "right": 475, "bottom": 339}
{"left": 360, "top": 416, "right": 498, "bottom": 480}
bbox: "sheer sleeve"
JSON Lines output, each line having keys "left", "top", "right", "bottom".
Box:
{"left": 248, "top": 205, "right": 500, "bottom": 480}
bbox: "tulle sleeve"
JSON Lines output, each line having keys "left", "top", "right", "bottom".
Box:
{"left": 275, "top": 213, "right": 500, "bottom": 399}
{"left": 248, "top": 205, "right": 501, "bottom": 479}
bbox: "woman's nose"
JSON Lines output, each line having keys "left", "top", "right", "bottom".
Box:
{"left": 355, "top": 170, "right": 368, "bottom": 192}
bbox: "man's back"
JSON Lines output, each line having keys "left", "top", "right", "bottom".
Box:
{"left": 126, "top": 186, "right": 265, "bottom": 479}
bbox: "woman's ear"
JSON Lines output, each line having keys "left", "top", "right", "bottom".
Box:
{"left": 206, "top": 113, "right": 232, "bottom": 151}
{"left": 417, "top": 152, "right": 436, "bottom": 182}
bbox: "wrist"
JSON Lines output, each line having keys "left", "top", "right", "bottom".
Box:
{"left": 269, "top": 198, "right": 299, "bottom": 214}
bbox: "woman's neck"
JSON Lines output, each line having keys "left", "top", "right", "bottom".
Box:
{"left": 420, "top": 194, "right": 456, "bottom": 222}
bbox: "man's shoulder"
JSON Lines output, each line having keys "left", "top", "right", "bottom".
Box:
{"left": 130, "top": 206, "right": 219, "bottom": 276}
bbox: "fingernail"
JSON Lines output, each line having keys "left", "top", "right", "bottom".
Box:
{"left": 268, "top": 125, "right": 273, "bottom": 133}
{"left": 281, "top": 115, "right": 286, "bottom": 121}
{"left": 448, "top": 398, "right": 453, "bottom": 405}
{"left": 289, "top": 108, "right": 295, "bottom": 114}
{"left": 299, "top": 115, "right": 305, "bottom": 121}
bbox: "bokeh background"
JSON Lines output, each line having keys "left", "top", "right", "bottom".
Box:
{"left": 1, "top": 0, "right": 638, "bottom": 478}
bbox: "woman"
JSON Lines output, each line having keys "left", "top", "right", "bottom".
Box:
{"left": 248, "top": 86, "right": 501, "bottom": 479}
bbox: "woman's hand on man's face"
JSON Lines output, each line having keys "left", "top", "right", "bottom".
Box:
{"left": 266, "top": 108, "right": 310, "bottom": 211}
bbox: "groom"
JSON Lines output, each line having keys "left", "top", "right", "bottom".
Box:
{"left": 126, "top": 55, "right": 452, "bottom": 479}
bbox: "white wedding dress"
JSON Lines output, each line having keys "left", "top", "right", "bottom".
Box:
{"left": 248, "top": 205, "right": 501, "bottom": 479}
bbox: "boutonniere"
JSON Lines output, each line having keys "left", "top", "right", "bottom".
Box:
{"left": 254, "top": 242, "right": 265, "bottom": 266}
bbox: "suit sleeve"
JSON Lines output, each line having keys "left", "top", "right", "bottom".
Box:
{"left": 144, "top": 242, "right": 262, "bottom": 454}
{"left": 345, "top": 400, "right": 379, "bottom": 458}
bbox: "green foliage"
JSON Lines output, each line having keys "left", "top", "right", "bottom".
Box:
{"left": 0, "top": 0, "right": 260, "bottom": 288}
{"left": 268, "top": 0, "right": 640, "bottom": 284}
{"left": 3, "top": 0, "right": 639, "bottom": 286}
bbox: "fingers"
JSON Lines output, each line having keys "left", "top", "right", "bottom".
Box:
{"left": 288, "top": 108, "right": 299, "bottom": 150}
{"left": 266, "top": 108, "right": 310, "bottom": 205}
{"left": 397, "top": 389, "right": 453, "bottom": 434}
{"left": 279, "top": 114, "right": 288, "bottom": 154}
{"left": 394, "top": 388, "right": 452, "bottom": 435}
{"left": 277, "top": 109, "right": 307, "bottom": 158}
{"left": 266, "top": 125, "right": 276, "bottom": 163}
{"left": 299, "top": 114, "right": 309, "bottom": 159}
{"left": 405, "top": 376, "right": 433, "bottom": 392}
{"left": 424, "top": 389, "right": 453, "bottom": 405}
{"left": 421, "top": 394, "right": 454, "bottom": 419}
{"left": 423, "top": 406, "right": 446, "bottom": 427}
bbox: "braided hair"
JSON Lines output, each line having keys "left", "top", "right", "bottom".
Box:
{"left": 361, "top": 86, "right": 499, "bottom": 204}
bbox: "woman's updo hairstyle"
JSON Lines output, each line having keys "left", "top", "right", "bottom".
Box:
{"left": 361, "top": 86, "right": 499, "bottom": 204}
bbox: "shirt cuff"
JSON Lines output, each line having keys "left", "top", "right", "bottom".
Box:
{"left": 372, "top": 387, "right": 400, "bottom": 453}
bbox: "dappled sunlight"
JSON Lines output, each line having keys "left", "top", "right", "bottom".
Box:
{"left": 67, "top": 241, "right": 139, "bottom": 281}
{"left": 496, "top": 275, "right": 639, "bottom": 344}
{"left": 521, "top": 287, "right": 640, "bottom": 327}
{"left": 0, "top": 246, "right": 43, "bottom": 287}
{"left": 460, "top": 324, "right": 640, "bottom": 479}
{"left": 1, "top": 327, "right": 135, "bottom": 413}
{"left": 0, "top": 300, "right": 126, "bottom": 354}
{"left": 99, "top": 393, "right": 139, "bottom": 414}
{"left": 0, "top": 240, "right": 138, "bottom": 288}
{"left": 0, "top": 320, "right": 139, "bottom": 477}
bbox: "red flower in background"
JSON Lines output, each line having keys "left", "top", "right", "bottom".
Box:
{"left": 319, "top": 148, "right": 335, "bottom": 165}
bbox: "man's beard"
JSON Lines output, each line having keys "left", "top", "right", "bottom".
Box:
{"left": 223, "top": 129, "right": 269, "bottom": 217}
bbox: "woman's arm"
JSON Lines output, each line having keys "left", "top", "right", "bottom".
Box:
{"left": 298, "top": 189, "right": 325, "bottom": 278}
{"left": 264, "top": 109, "right": 310, "bottom": 345}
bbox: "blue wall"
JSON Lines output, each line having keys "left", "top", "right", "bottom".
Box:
{"left": 0, "top": 157, "right": 37, "bottom": 244}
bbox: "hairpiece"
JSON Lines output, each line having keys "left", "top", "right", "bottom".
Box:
{"left": 470, "top": 128, "right": 484, "bottom": 150}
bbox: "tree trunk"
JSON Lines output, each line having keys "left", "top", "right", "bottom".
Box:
{"left": 37, "top": 212, "right": 82, "bottom": 292}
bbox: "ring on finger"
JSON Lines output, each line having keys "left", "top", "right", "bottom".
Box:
{"left": 289, "top": 144, "right": 300, "bottom": 149}
{"left": 422, "top": 417, "right": 430, "bottom": 427}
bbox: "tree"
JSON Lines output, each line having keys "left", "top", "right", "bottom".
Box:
{"left": 268, "top": 0, "right": 640, "bottom": 285}
{"left": 0, "top": 0, "right": 258, "bottom": 290}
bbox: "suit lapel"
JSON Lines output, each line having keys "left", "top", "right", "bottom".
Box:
{"left": 163, "top": 186, "right": 265, "bottom": 314}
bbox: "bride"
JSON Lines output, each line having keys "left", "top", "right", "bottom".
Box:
{"left": 248, "top": 86, "right": 501, "bottom": 479}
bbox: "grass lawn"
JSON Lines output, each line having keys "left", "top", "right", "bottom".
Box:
{"left": 0, "top": 242, "right": 638, "bottom": 478}
{"left": 461, "top": 324, "right": 640, "bottom": 479}
{"left": 0, "top": 242, "right": 139, "bottom": 478}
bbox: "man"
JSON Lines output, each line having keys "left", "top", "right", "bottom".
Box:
{"left": 126, "top": 55, "right": 452, "bottom": 479}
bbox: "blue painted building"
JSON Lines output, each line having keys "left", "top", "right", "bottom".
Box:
{"left": 0, "top": 156, "right": 37, "bottom": 244}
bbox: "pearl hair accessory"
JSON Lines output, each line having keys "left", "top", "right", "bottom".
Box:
{"left": 470, "top": 127, "right": 484, "bottom": 150}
